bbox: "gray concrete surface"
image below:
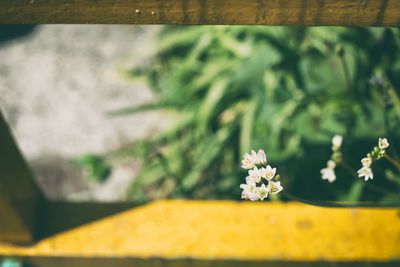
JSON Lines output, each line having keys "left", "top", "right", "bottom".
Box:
{"left": 0, "top": 25, "right": 168, "bottom": 201}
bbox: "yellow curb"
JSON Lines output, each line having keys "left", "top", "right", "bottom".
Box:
{"left": 1, "top": 201, "right": 399, "bottom": 261}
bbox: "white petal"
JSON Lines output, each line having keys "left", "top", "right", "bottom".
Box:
{"left": 327, "top": 160, "right": 336, "bottom": 169}
{"left": 265, "top": 165, "right": 276, "bottom": 180}
{"left": 241, "top": 190, "right": 250, "bottom": 199}
{"left": 332, "top": 135, "right": 343, "bottom": 148}
{"left": 248, "top": 166, "right": 261, "bottom": 183}
{"left": 358, "top": 167, "right": 373, "bottom": 181}
{"left": 245, "top": 176, "right": 256, "bottom": 186}
{"left": 256, "top": 149, "right": 267, "bottom": 165}
{"left": 257, "top": 184, "right": 269, "bottom": 201}
{"left": 378, "top": 138, "right": 389, "bottom": 150}
{"left": 251, "top": 150, "right": 258, "bottom": 161}
{"left": 361, "top": 157, "right": 372, "bottom": 168}
{"left": 259, "top": 167, "right": 269, "bottom": 179}
{"left": 241, "top": 153, "right": 255, "bottom": 169}
{"left": 268, "top": 181, "right": 283, "bottom": 194}
{"left": 321, "top": 168, "right": 335, "bottom": 182}
{"left": 248, "top": 191, "right": 259, "bottom": 201}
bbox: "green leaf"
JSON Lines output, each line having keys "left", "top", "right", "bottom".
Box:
{"left": 182, "top": 124, "right": 233, "bottom": 191}
{"left": 338, "top": 181, "right": 364, "bottom": 202}
{"left": 240, "top": 99, "right": 257, "bottom": 156}
{"left": 197, "top": 79, "right": 229, "bottom": 134}
{"left": 74, "top": 154, "right": 111, "bottom": 182}
{"left": 107, "top": 102, "right": 170, "bottom": 116}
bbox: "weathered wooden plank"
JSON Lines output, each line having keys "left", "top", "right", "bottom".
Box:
{"left": 1, "top": 201, "right": 399, "bottom": 261}
{"left": 0, "top": 0, "right": 399, "bottom": 26}
{"left": 0, "top": 111, "right": 43, "bottom": 243}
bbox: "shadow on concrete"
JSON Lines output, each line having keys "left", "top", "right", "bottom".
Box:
{"left": 0, "top": 25, "right": 37, "bottom": 45}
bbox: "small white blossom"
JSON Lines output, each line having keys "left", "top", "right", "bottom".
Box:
{"left": 321, "top": 160, "right": 336, "bottom": 183}
{"left": 245, "top": 175, "right": 256, "bottom": 185}
{"left": 321, "top": 167, "right": 336, "bottom": 183}
{"left": 255, "top": 149, "right": 267, "bottom": 165}
{"left": 260, "top": 165, "right": 276, "bottom": 180}
{"left": 358, "top": 166, "right": 374, "bottom": 181}
{"left": 361, "top": 157, "right": 372, "bottom": 168}
{"left": 248, "top": 167, "right": 262, "bottom": 183}
{"left": 241, "top": 152, "right": 255, "bottom": 169}
{"left": 332, "top": 135, "right": 343, "bottom": 149}
{"left": 378, "top": 138, "right": 389, "bottom": 150}
{"left": 257, "top": 183, "right": 269, "bottom": 201}
{"left": 240, "top": 178, "right": 257, "bottom": 200}
{"left": 267, "top": 180, "right": 283, "bottom": 194}
{"left": 327, "top": 160, "right": 336, "bottom": 169}
{"left": 251, "top": 149, "right": 258, "bottom": 161}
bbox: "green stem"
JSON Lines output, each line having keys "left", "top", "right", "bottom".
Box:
{"left": 339, "top": 162, "right": 397, "bottom": 196}
{"left": 381, "top": 85, "right": 400, "bottom": 160}
{"left": 339, "top": 53, "right": 355, "bottom": 156}
{"left": 281, "top": 191, "right": 398, "bottom": 207}
{"left": 384, "top": 154, "right": 400, "bottom": 173}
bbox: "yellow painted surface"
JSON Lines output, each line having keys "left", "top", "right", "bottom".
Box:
{"left": 0, "top": 200, "right": 400, "bottom": 261}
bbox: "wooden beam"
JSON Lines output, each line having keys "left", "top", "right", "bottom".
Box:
{"left": 0, "top": 0, "right": 399, "bottom": 26}
{"left": 0, "top": 112, "right": 43, "bottom": 243}
{"left": 1, "top": 201, "right": 399, "bottom": 262}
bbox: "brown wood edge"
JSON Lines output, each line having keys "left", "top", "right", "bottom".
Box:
{"left": 0, "top": 0, "right": 399, "bottom": 26}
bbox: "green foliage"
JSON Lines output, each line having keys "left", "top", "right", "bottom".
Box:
{"left": 114, "top": 26, "right": 400, "bottom": 203}
{"left": 74, "top": 154, "right": 111, "bottom": 183}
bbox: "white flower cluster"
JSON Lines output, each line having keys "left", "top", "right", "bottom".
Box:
{"left": 358, "top": 138, "right": 389, "bottom": 181}
{"left": 321, "top": 160, "right": 336, "bottom": 183}
{"left": 320, "top": 135, "right": 343, "bottom": 183}
{"left": 240, "top": 149, "right": 283, "bottom": 201}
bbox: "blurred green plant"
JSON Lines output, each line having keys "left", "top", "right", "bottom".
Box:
{"left": 74, "top": 154, "right": 111, "bottom": 183}
{"left": 110, "top": 26, "right": 400, "bottom": 203}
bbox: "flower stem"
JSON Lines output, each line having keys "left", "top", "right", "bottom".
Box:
{"left": 382, "top": 85, "right": 400, "bottom": 160}
{"left": 339, "top": 162, "right": 397, "bottom": 196}
{"left": 281, "top": 191, "right": 397, "bottom": 207}
{"left": 383, "top": 154, "right": 400, "bottom": 172}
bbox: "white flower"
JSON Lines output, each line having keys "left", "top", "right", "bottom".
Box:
{"left": 248, "top": 166, "right": 262, "bottom": 183}
{"left": 255, "top": 149, "right": 267, "bottom": 165}
{"left": 321, "top": 167, "right": 336, "bottom": 183}
{"left": 251, "top": 149, "right": 258, "bottom": 161}
{"left": 245, "top": 175, "right": 256, "bottom": 185}
{"left": 240, "top": 178, "right": 257, "bottom": 200}
{"left": 327, "top": 160, "right": 336, "bottom": 169}
{"left": 241, "top": 152, "right": 255, "bottom": 169}
{"left": 267, "top": 181, "right": 283, "bottom": 194}
{"left": 332, "top": 135, "right": 343, "bottom": 149}
{"left": 321, "top": 160, "right": 336, "bottom": 183}
{"left": 361, "top": 157, "right": 372, "bottom": 168}
{"left": 378, "top": 138, "right": 389, "bottom": 150}
{"left": 358, "top": 166, "right": 374, "bottom": 181}
{"left": 260, "top": 165, "right": 276, "bottom": 180}
{"left": 257, "top": 183, "right": 269, "bottom": 201}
